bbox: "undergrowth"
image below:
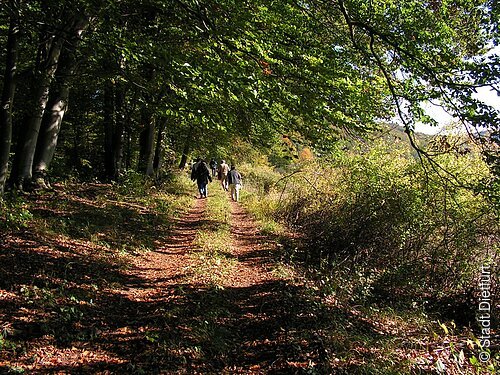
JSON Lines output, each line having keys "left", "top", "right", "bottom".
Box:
{"left": 0, "top": 193, "right": 33, "bottom": 230}
{"left": 0, "top": 170, "right": 200, "bottom": 373}
{"left": 5, "top": 171, "right": 194, "bottom": 255}
{"left": 239, "top": 139, "right": 498, "bottom": 374}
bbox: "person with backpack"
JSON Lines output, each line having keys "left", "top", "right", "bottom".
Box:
{"left": 191, "top": 157, "right": 212, "bottom": 198}
{"left": 227, "top": 164, "right": 242, "bottom": 202}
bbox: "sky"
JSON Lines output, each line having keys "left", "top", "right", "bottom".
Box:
{"left": 415, "top": 86, "right": 500, "bottom": 134}
{"left": 414, "top": 46, "right": 500, "bottom": 135}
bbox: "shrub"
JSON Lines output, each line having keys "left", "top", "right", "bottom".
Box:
{"left": 238, "top": 162, "right": 281, "bottom": 195}
{"left": 266, "top": 139, "right": 498, "bottom": 308}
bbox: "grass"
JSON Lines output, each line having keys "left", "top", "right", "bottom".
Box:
{"left": 240, "top": 189, "right": 285, "bottom": 236}
{"left": 188, "top": 184, "right": 237, "bottom": 288}
{"left": 237, "top": 166, "right": 498, "bottom": 375}
{"left": 21, "top": 172, "right": 195, "bottom": 255}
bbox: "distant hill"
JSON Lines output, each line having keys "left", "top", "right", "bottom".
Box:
{"left": 372, "top": 123, "right": 433, "bottom": 148}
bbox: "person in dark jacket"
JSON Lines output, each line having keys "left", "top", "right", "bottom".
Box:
{"left": 209, "top": 158, "right": 217, "bottom": 177}
{"left": 191, "top": 158, "right": 212, "bottom": 198}
{"left": 226, "top": 165, "right": 242, "bottom": 201}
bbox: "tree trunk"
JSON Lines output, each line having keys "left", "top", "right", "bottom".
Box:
{"left": 0, "top": 6, "right": 20, "bottom": 195}
{"left": 138, "top": 111, "right": 155, "bottom": 176}
{"left": 103, "top": 81, "right": 116, "bottom": 180}
{"left": 32, "top": 16, "right": 89, "bottom": 188}
{"left": 138, "top": 66, "right": 158, "bottom": 177}
{"left": 103, "top": 81, "right": 126, "bottom": 182}
{"left": 113, "top": 84, "right": 125, "bottom": 180}
{"left": 178, "top": 125, "right": 194, "bottom": 170}
{"left": 10, "top": 30, "right": 63, "bottom": 189}
{"left": 153, "top": 118, "right": 166, "bottom": 179}
{"left": 31, "top": 83, "right": 69, "bottom": 189}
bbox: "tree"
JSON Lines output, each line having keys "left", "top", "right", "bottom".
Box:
{"left": 2, "top": 0, "right": 497, "bottom": 188}
{"left": 31, "top": 15, "right": 89, "bottom": 188}
{"left": 7, "top": 2, "right": 96, "bottom": 189}
{"left": 0, "top": 0, "right": 20, "bottom": 195}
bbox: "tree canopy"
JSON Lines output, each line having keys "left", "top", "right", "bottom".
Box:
{"left": 0, "top": 0, "right": 498, "bottom": 192}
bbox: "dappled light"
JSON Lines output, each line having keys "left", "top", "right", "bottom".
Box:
{"left": 0, "top": 0, "right": 498, "bottom": 373}
{"left": 1, "top": 171, "right": 496, "bottom": 373}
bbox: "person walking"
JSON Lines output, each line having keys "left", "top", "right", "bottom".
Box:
{"left": 218, "top": 159, "right": 230, "bottom": 191}
{"left": 227, "top": 164, "right": 242, "bottom": 202}
{"left": 191, "top": 157, "right": 212, "bottom": 198}
{"left": 209, "top": 158, "right": 217, "bottom": 177}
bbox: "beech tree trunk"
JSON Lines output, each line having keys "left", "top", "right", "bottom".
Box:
{"left": 0, "top": 6, "right": 20, "bottom": 195}
{"left": 32, "top": 16, "right": 89, "bottom": 188}
{"left": 113, "top": 86, "right": 125, "bottom": 180}
{"left": 153, "top": 118, "right": 166, "bottom": 179}
{"left": 178, "top": 125, "right": 194, "bottom": 170}
{"left": 138, "top": 66, "right": 158, "bottom": 177}
{"left": 103, "top": 81, "right": 125, "bottom": 181}
{"left": 10, "top": 29, "right": 63, "bottom": 189}
{"left": 103, "top": 82, "right": 116, "bottom": 180}
{"left": 138, "top": 111, "right": 155, "bottom": 176}
{"left": 31, "top": 82, "right": 69, "bottom": 188}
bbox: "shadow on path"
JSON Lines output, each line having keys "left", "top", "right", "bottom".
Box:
{"left": 0, "top": 192, "right": 393, "bottom": 374}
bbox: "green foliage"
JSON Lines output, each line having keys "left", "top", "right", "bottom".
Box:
{"left": 117, "top": 170, "right": 150, "bottom": 196}
{"left": 2, "top": 0, "right": 497, "bottom": 191}
{"left": 246, "top": 137, "right": 498, "bottom": 306}
{"left": 0, "top": 331, "right": 17, "bottom": 352}
{"left": 0, "top": 194, "right": 33, "bottom": 230}
{"left": 239, "top": 162, "right": 281, "bottom": 195}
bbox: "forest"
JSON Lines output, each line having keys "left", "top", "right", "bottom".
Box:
{"left": 0, "top": 0, "right": 498, "bottom": 373}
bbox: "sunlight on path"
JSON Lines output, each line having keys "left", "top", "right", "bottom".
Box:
{"left": 225, "top": 197, "right": 277, "bottom": 287}
{"left": 126, "top": 198, "right": 206, "bottom": 291}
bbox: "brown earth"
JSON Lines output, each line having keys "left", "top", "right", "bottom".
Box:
{"left": 0, "top": 187, "right": 335, "bottom": 374}
{"left": 1, "top": 185, "right": 479, "bottom": 374}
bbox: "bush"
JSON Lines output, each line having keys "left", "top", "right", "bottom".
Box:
{"left": 257, "top": 139, "right": 498, "bottom": 308}
{"left": 238, "top": 162, "right": 281, "bottom": 195}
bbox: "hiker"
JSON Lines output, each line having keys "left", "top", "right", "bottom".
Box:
{"left": 191, "top": 157, "right": 212, "bottom": 198}
{"left": 209, "top": 158, "right": 217, "bottom": 177}
{"left": 218, "top": 159, "right": 230, "bottom": 191}
{"left": 227, "top": 164, "right": 242, "bottom": 202}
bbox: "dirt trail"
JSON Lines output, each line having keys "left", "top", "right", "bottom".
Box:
{"left": 2, "top": 191, "right": 332, "bottom": 374}
{"left": 224, "top": 199, "right": 276, "bottom": 287}
{"left": 120, "top": 194, "right": 276, "bottom": 293}
{"left": 116, "top": 193, "right": 280, "bottom": 311}
{"left": 110, "top": 193, "right": 302, "bottom": 373}
{"left": 1, "top": 186, "right": 483, "bottom": 374}
{"left": 123, "top": 197, "right": 207, "bottom": 292}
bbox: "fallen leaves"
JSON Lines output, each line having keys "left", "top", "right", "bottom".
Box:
{"left": 0, "top": 183, "right": 494, "bottom": 374}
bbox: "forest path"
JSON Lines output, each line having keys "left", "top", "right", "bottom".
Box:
{"left": 106, "top": 189, "right": 320, "bottom": 374}
{"left": 223, "top": 197, "right": 277, "bottom": 287}
{"left": 122, "top": 195, "right": 208, "bottom": 294}
{"left": 0, "top": 185, "right": 332, "bottom": 374}
{"left": 0, "top": 183, "right": 485, "bottom": 374}
{"left": 124, "top": 193, "right": 276, "bottom": 293}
